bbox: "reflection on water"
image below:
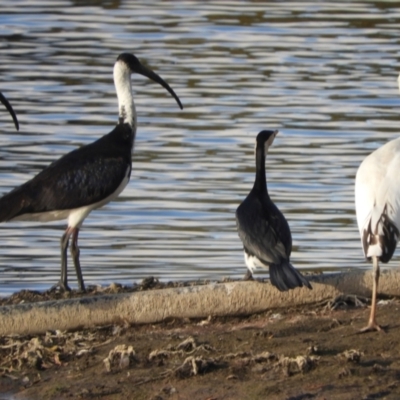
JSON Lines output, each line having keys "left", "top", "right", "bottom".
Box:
{"left": 1, "top": 1, "right": 400, "bottom": 295}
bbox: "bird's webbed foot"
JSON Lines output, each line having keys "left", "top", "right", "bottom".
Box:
{"left": 358, "top": 321, "right": 386, "bottom": 334}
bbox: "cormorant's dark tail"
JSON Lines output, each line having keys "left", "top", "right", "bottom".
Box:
{"left": 269, "top": 261, "right": 312, "bottom": 292}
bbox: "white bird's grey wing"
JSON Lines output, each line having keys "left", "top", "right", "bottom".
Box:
{"left": 352, "top": 76, "right": 400, "bottom": 332}
{"left": 355, "top": 137, "right": 400, "bottom": 261}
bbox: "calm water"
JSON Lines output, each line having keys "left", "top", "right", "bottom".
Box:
{"left": 0, "top": 1, "right": 399, "bottom": 295}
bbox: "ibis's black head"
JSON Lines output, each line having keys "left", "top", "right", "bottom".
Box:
{"left": 0, "top": 91, "right": 19, "bottom": 131}
{"left": 117, "top": 53, "right": 183, "bottom": 110}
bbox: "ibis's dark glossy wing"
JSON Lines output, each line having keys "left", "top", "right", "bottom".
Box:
{"left": 0, "top": 123, "right": 133, "bottom": 221}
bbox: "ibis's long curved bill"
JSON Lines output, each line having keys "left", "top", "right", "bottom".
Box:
{"left": 117, "top": 53, "right": 183, "bottom": 110}
{"left": 0, "top": 91, "right": 19, "bottom": 131}
{"left": 135, "top": 63, "right": 183, "bottom": 110}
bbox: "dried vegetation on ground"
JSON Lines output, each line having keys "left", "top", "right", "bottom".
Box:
{"left": 1, "top": 283, "right": 400, "bottom": 400}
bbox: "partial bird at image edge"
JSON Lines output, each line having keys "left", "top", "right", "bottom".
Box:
{"left": 0, "top": 91, "right": 19, "bottom": 131}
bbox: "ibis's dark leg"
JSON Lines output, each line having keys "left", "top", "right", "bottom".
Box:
{"left": 70, "top": 227, "right": 85, "bottom": 292}
{"left": 359, "top": 256, "right": 383, "bottom": 333}
{"left": 51, "top": 228, "right": 73, "bottom": 292}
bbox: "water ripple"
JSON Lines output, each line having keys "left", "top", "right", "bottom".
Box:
{"left": 0, "top": 0, "right": 399, "bottom": 295}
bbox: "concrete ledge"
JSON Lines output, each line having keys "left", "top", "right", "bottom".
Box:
{"left": 1, "top": 270, "right": 398, "bottom": 336}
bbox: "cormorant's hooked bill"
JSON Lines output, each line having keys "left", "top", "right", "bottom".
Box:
{"left": 117, "top": 53, "right": 183, "bottom": 110}
{"left": 0, "top": 91, "right": 19, "bottom": 131}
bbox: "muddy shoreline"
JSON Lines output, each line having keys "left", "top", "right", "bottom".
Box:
{"left": 5, "top": 271, "right": 400, "bottom": 337}
{"left": 1, "top": 281, "right": 400, "bottom": 400}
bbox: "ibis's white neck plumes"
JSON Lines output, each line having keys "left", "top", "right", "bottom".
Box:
{"left": 113, "top": 60, "right": 137, "bottom": 134}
